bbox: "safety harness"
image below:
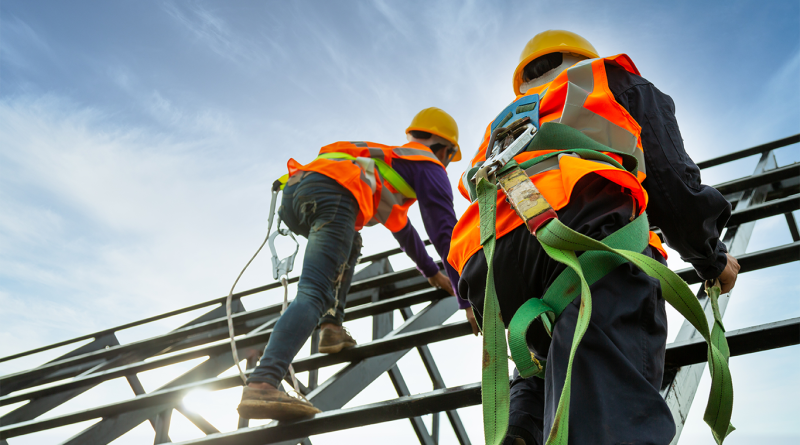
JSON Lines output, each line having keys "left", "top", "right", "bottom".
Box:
{"left": 471, "top": 99, "right": 734, "bottom": 444}
{"left": 277, "top": 152, "right": 417, "bottom": 198}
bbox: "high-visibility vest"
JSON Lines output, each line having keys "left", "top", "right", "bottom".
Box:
{"left": 287, "top": 141, "right": 444, "bottom": 232}
{"left": 448, "top": 54, "right": 666, "bottom": 274}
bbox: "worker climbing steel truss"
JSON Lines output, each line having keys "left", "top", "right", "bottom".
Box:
{"left": 0, "top": 133, "right": 797, "bottom": 444}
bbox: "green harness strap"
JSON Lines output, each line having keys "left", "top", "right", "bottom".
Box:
{"left": 507, "top": 210, "right": 651, "bottom": 380}
{"left": 477, "top": 177, "right": 511, "bottom": 445}
{"left": 477, "top": 165, "right": 734, "bottom": 445}
{"left": 318, "top": 152, "right": 417, "bottom": 198}
{"left": 275, "top": 152, "right": 417, "bottom": 199}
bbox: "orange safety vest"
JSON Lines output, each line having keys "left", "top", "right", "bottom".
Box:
{"left": 287, "top": 141, "right": 444, "bottom": 232}
{"left": 448, "top": 54, "right": 667, "bottom": 274}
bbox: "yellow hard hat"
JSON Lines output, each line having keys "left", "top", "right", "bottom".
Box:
{"left": 405, "top": 107, "right": 461, "bottom": 162}
{"left": 512, "top": 30, "right": 599, "bottom": 95}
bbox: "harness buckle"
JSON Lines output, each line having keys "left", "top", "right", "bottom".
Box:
{"left": 269, "top": 220, "right": 299, "bottom": 280}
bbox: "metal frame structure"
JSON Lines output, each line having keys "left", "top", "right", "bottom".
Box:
{"left": 1, "top": 134, "right": 798, "bottom": 445}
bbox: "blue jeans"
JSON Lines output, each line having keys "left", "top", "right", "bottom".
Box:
{"left": 247, "top": 173, "right": 362, "bottom": 387}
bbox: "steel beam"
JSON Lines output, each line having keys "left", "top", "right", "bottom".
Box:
{"left": 0, "top": 334, "right": 121, "bottom": 424}
{"left": 725, "top": 194, "right": 800, "bottom": 227}
{"left": 263, "top": 298, "right": 459, "bottom": 445}
{"left": 714, "top": 162, "right": 799, "bottom": 196}
{"left": 786, "top": 212, "right": 800, "bottom": 242}
{"left": 171, "top": 383, "right": 484, "bottom": 445}
{"left": 399, "top": 307, "right": 471, "bottom": 445}
{"left": 60, "top": 351, "right": 239, "bottom": 445}
{"left": 1, "top": 306, "right": 796, "bottom": 440}
{"left": 237, "top": 354, "right": 260, "bottom": 430}
{"left": 289, "top": 319, "right": 470, "bottom": 374}
{"left": 289, "top": 297, "right": 458, "bottom": 411}
{"left": 359, "top": 240, "right": 431, "bottom": 264}
{"left": 53, "top": 303, "right": 245, "bottom": 444}
{"left": 166, "top": 317, "right": 800, "bottom": 445}
{"left": 0, "top": 263, "right": 431, "bottom": 388}
{"left": 0, "top": 302, "right": 274, "bottom": 389}
{"left": 372, "top": 262, "right": 435, "bottom": 445}
{"left": 0, "top": 333, "right": 119, "bottom": 398}
{"left": 664, "top": 317, "right": 800, "bottom": 367}
{"left": 125, "top": 373, "right": 161, "bottom": 431}
{"left": 388, "top": 366, "right": 435, "bottom": 445}
{"left": 153, "top": 409, "right": 172, "bottom": 444}
{"left": 0, "top": 290, "right": 449, "bottom": 408}
{"left": 695, "top": 134, "right": 798, "bottom": 169}
{"left": 176, "top": 406, "right": 220, "bottom": 436}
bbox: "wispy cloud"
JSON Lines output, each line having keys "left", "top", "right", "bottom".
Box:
{"left": 0, "top": 94, "right": 294, "bottom": 358}
{"left": 162, "top": 1, "right": 272, "bottom": 70}
{"left": 0, "top": 14, "right": 53, "bottom": 71}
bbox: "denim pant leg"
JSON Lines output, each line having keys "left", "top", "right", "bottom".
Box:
{"left": 247, "top": 173, "right": 359, "bottom": 386}
{"left": 318, "top": 231, "right": 362, "bottom": 326}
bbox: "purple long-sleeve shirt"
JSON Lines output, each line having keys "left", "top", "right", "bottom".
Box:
{"left": 390, "top": 159, "right": 466, "bottom": 307}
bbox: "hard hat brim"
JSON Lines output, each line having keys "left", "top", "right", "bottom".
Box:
{"left": 512, "top": 46, "right": 599, "bottom": 95}
{"left": 405, "top": 126, "right": 462, "bottom": 162}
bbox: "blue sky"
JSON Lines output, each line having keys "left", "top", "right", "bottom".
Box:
{"left": 1, "top": 1, "right": 798, "bottom": 444}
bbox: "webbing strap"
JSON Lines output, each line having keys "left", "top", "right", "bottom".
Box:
{"left": 508, "top": 212, "right": 650, "bottom": 379}
{"left": 477, "top": 176, "right": 510, "bottom": 445}
{"left": 476, "top": 175, "right": 734, "bottom": 445}
{"left": 536, "top": 219, "right": 734, "bottom": 444}
{"left": 317, "top": 152, "right": 417, "bottom": 198}
{"left": 523, "top": 122, "right": 641, "bottom": 177}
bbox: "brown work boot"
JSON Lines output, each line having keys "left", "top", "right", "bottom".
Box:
{"left": 318, "top": 326, "right": 357, "bottom": 353}
{"left": 237, "top": 386, "right": 321, "bottom": 420}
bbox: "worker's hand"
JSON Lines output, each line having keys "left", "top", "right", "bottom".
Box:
{"left": 427, "top": 271, "right": 454, "bottom": 296}
{"left": 465, "top": 307, "right": 479, "bottom": 336}
{"left": 716, "top": 253, "right": 741, "bottom": 294}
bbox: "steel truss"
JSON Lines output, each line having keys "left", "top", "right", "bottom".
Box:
{"left": 1, "top": 134, "right": 798, "bottom": 445}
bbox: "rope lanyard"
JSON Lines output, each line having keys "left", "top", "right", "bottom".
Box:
{"left": 225, "top": 184, "right": 280, "bottom": 386}
{"left": 476, "top": 161, "right": 734, "bottom": 444}
{"left": 224, "top": 180, "right": 307, "bottom": 400}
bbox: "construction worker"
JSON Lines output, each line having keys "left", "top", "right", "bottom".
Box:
{"left": 448, "top": 31, "right": 741, "bottom": 444}
{"left": 237, "top": 107, "right": 463, "bottom": 421}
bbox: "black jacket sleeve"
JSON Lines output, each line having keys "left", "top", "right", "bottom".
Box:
{"left": 606, "top": 62, "right": 731, "bottom": 280}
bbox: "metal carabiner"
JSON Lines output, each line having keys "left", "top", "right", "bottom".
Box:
{"left": 482, "top": 122, "right": 538, "bottom": 178}
{"left": 268, "top": 218, "right": 299, "bottom": 280}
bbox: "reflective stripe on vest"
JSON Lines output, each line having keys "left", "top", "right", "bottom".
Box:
{"left": 448, "top": 54, "right": 659, "bottom": 275}
{"left": 556, "top": 59, "right": 645, "bottom": 176}
{"left": 286, "top": 141, "right": 443, "bottom": 232}
{"left": 317, "top": 152, "right": 417, "bottom": 199}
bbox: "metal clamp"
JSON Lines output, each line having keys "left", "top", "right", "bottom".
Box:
{"left": 482, "top": 123, "right": 538, "bottom": 178}
{"left": 268, "top": 220, "right": 299, "bottom": 280}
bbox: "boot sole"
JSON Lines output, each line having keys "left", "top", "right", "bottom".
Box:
{"left": 318, "top": 341, "right": 356, "bottom": 354}
{"left": 237, "top": 399, "right": 321, "bottom": 420}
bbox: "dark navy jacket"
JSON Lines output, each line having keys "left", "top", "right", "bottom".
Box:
{"left": 606, "top": 62, "right": 730, "bottom": 279}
